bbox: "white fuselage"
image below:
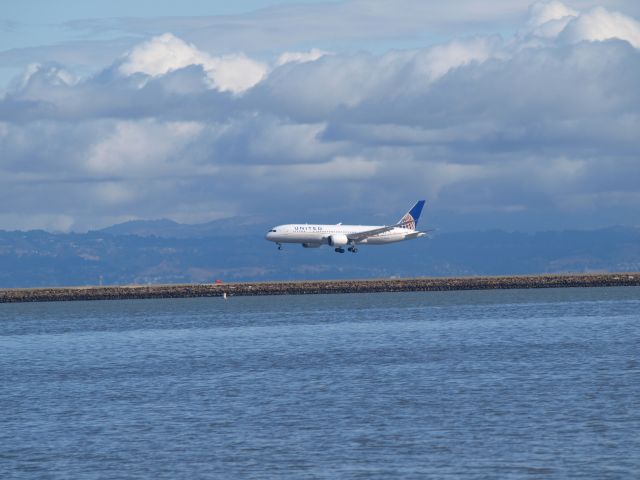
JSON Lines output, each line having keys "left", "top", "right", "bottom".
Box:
{"left": 265, "top": 223, "right": 424, "bottom": 246}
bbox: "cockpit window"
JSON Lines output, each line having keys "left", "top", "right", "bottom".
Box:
{"left": 269, "top": 229, "right": 277, "bottom": 232}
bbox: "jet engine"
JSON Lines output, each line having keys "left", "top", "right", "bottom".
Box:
{"left": 327, "top": 234, "right": 349, "bottom": 247}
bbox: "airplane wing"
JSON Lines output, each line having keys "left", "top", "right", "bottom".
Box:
{"left": 346, "top": 223, "right": 403, "bottom": 241}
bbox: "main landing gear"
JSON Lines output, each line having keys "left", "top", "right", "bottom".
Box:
{"left": 334, "top": 245, "right": 358, "bottom": 254}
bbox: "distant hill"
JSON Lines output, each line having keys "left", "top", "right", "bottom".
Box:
{"left": 0, "top": 221, "right": 639, "bottom": 288}
{"left": 98, "top": 219, "right": 184, "bottom": 237}
{"left": 98, "top": 216, "right": 268, "bottom": 238}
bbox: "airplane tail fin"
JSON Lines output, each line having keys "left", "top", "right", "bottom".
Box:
{"left": 397, "top": 200, "right": 425, "bottom": 230}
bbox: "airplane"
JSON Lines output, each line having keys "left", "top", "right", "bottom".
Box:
{"left": 265, "top": 201, "right": 427, "bottom": 253}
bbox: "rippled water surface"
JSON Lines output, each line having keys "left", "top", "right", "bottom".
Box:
{"left": 1, "top": 287, "right": 639, "bottom": 479}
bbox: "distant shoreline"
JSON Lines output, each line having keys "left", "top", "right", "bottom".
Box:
{"left": 1, "top": 273, "right": 639, "bottom": 303}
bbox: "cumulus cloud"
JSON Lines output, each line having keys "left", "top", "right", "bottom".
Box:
{"left": 119, "top": 33, "right": 267, "bottom": 93}
{"left": 276, "top": 48, "right": 331, "bottom": 66}
{"left": 524, "top": 0, "right": 579, "bottom": 38}
{"left": 560, "top": 6, "right": 640, "bottom": 47}
{"left": 410, "top": 36, "right": 503, "bottom": 82}
{"left": 119, "top": 33, "right": 210, "bottom": 77}
{"left": 1, "top": 2, "right": 640, "bottom": 231}
{"left": 86, "top": 119, "right": 205, "bottom": 176}
{"left": 18, "top": 63, "right": 77, "bottom": 88}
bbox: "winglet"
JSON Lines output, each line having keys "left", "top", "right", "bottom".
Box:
{"left": 398, "top": 201, "right": 426, "bottom": 230}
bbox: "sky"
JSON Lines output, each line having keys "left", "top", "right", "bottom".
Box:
{"left": 1, "top": 0, "right": 639, "bottom": 232}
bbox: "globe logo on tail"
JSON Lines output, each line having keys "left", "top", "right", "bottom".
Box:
{"left": 399, "top": 213, "right": 416, "bottom": 230}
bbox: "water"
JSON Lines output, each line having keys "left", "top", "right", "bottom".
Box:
{"left": 1, "top": 287, "right": 639, "bottom": 479}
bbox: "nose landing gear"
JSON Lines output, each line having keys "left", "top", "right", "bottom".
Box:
{"left": 277, "top": 243, "right": 283, "bottom": 250}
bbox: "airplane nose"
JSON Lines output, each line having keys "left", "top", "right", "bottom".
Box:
{"left": 265, "top": 231, "right": 273, "bottom": 241}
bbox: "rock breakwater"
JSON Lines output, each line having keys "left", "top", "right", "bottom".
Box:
{"left": 1, "top": 273, "right": 639, "bottom": 303}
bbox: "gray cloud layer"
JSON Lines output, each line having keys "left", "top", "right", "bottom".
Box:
{"left": 1, "top": 1, "right": 639, "bottom": 231}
